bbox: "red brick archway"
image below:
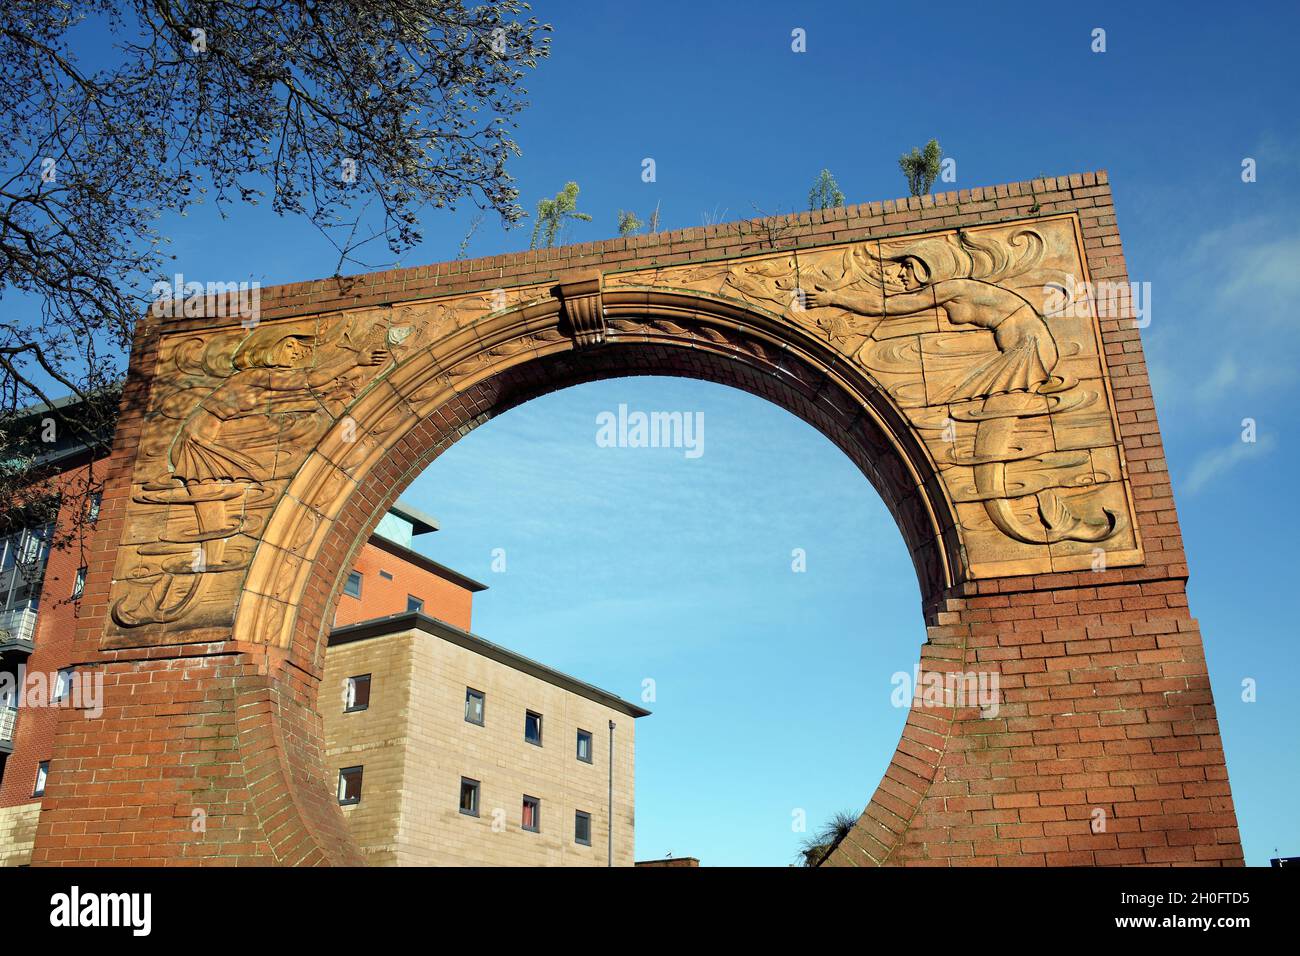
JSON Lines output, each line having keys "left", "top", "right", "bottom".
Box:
{"left": 30, "top": 173, "right": 1243, "bottom": 866}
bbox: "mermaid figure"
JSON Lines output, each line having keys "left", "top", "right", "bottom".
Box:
{"left": 113, "top": 324, "right": 389, "bottom": 627}
{"left": 169, "top": 329, "right": 388, "bottom": 486}
{"left": 803, "top": 229, "right": 1119, "bottom": 546}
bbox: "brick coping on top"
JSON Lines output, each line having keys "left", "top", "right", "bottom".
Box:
{"left": 167, "top": 170, "right": 1112, "bottom": 327}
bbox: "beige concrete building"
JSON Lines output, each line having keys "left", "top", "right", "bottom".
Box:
{"left": 0, "top": 803, "right": 38, "bottom": 866}
{"left": 322, "top": 612, "right": 648, "bottom": 866}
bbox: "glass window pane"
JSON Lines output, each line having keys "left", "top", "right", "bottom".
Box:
{"left": 346, "top": 675, "right": 370, "bottom": 711}
{"left": 460, "top": 779, "right": 479, "bottom": 815}
{"left": 338, "top": 767, "right": 362, "bottom": 804}
{"left": 465, "top": 689, "right": 484, "bottom": 724}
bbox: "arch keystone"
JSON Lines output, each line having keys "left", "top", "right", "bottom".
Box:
{"left": 555, "top": 273, "right": 606, "bottom": 348}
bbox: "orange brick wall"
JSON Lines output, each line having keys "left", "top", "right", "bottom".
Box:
{"left": 333, "top": 539, "right": 475, "bottom": 632}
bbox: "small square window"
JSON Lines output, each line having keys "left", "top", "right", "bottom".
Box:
{"left": 575, "top": 810, "right": 592, "bottom": 846}
{"left": 338, "top": 766, "right": 363, "bottom": 805}
{"left": 345, "top": 675, "right": 371, "bottom": 712}
{"left": 524, "top": 711, "right": 543, "bottom": 746}
{"left": 522, "top": 795, "right": 541, "bottom": 832}
{"left": 464, "top": 688, "right": 485, "bottom": 726}
{"left": 53, "top": 668, "right": 73, "bottom": 703}
{"left": 343, "top": 571, "right": 362, "bottom": 599}
{"left": 576, "top": 729, "right": 593, "bottom": 763}
{"left": 407, "top": 595, "right": 424, "bottom": 614}
{"left": 459, "top": 777, "right": 480, "bottom": 816}
{"left": 33, "top": 760, "right": 50, "bottom": 798}
{"left": 72, "top": 566, "right": 87, "bottom": 600}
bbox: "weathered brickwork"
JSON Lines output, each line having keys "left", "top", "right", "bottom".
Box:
{"left": 27, "top": 171, "right": 1241, "bottom": 866}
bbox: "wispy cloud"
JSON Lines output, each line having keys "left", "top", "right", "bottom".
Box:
{"left": 1145, "top": 215, "right": 1300, "bottom": 421}
{"left": 1183, "top": 433, "right": 1275, "bottom": 495}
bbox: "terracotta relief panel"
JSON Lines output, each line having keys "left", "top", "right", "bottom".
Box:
{"left": 103, "top": 214, "right": 1140, "bottom": 649}
{"left": 609, "top": 214, "right": 1141, "bottom": 579}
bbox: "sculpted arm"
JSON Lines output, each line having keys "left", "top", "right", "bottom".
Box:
{"left": 304, "top": 347, "right": 390, "bottom": 387}
{"left": 806, "top": 285, "right": 936, "bottom": 317}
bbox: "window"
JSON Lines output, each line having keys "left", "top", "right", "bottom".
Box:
{"left": 33, "top": 761, "right": 49, "bottom": 797}
{"left": 72, "top": 566, "right": 87, "bottom": 600}
{"left": 86, "top": 492, "right": 102, "bottom": 524}
{"left": 53, "top": 668, "right": 73, "bottom": 703}
{"left": 464, "top": 688, "right": 485, "bottom": 726}
{"left": 521, "top": 795, "right": 540, "bottom": 832}
{"left": 524, "top": 711, "right": 543, "bottom": 746}
{"left": 459, "top": 777, "right": 480, "bottom": 816}
{"left": 379, "top": 570, "right": 393, "bottom": 581}
{"left": 575, "top": 810, "right": 592, "bottom": 846}
{"left": 345, "top": 675, "right": 371, "bottom": 712}
{"left": 343, "top": 571, "right": 362, "bottom": 599}
{"left": 0, "top": 522, "right": 54, "bottom": 615}
{"left": 576, "top": 729, "right": 593, "bottom": 764}
{"left": 407, "top": 595, "right": 424, "bottom": 614}
{"left": 337, "top": 766, "right": 363, "bottom": 805}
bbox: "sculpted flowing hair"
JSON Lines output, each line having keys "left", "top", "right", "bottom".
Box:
{"left": 232, "top": 329, "right": 313, "bottom": 370}
{"left": 878, "top": 228, "right": 1046, "bottom": 286}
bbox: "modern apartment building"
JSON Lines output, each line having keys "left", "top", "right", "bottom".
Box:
{"left": 320, "top": 508, "right": 649, "bottom": 867}
{"left": 0, "top": 395, "right": 109, "bottom": 866}
{"left": 331, "top": 503, "right": 482, "bottom": 632}
{"left": 0, "top": 394, "right": 648, "bottom": 867}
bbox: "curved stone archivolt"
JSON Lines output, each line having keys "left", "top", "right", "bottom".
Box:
{"left": 117, "top": 213, "right": 1140, "bottom": 661}
{"left": 237, "top": 285, "right": 968, "bottom": 662}
{"left": 35, "top": 184, "right": 1238, "bottom": 868}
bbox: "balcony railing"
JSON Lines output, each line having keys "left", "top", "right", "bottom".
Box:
{"left": 0, "top": 606, "right": 38, "bottom": 649}
{"left": 0, "top": 706, "right": 16, "bottom": 745}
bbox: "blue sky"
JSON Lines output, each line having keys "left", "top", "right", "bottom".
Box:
{"left": 42, "top": 1, "right": 1300, "bottom": 864}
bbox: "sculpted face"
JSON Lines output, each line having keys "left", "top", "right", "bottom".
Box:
{"left": 279, "top": 336, "right": 312, "bottom": 367}
{"left": 895, "top": 257, "right": 922, "bottom": 291}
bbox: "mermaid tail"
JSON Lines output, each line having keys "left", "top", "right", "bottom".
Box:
{"left": 970, "top": 391, "right": 1121, "bottom": 545}
{"left": 978, "top": 476, "right": 1119, "bottom": 545}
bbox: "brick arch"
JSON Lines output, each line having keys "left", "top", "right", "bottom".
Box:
{"left": 208, "top": 292, "right": 968, "bottom": 866}
{"left": 241, "top": 287, "right": 964, "bottom": 673}
{"left": 31, "top": 175, "right": 1243, "bottom": 865}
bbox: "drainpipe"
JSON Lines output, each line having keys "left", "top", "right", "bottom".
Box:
{"left": 608, "top": 719, "right": 616, "bottom": 867}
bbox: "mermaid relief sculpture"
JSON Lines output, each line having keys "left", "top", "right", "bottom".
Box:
{"left": 112, "top": 318, "right": 393, "bottom": 628}
{"left": 797, "top": 229, "right": 1121, "bottom": 546}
